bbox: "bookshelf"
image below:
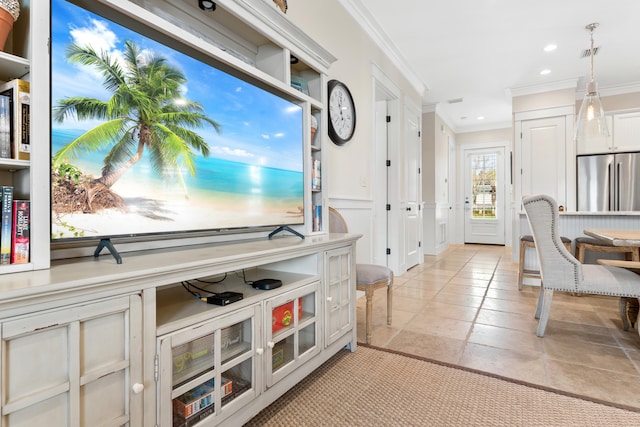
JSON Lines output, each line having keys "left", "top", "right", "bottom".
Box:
{"left": 0, "top": 0, "right": 49, "bottom": 274}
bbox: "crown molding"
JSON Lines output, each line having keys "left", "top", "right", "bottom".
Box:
{"left": 338, "top": 0, "right": 427, "bottom": 97}
{"left": 506, "top": 78, "right": 579, "bottom": 99}
{"left": 576, "top": 81, "right": 640, "bottom": 99}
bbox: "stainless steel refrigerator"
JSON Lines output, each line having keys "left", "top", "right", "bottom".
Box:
{"left": 577, "top": 152, "right": 640, "bottom": 211}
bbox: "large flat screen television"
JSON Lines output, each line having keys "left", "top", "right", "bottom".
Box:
{"left": 50, "top": 0, "right": 304, "bottom": 244}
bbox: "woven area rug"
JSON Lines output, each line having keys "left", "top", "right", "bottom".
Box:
{"left": 245, "top": 345, "right": 640, "bottom": 426}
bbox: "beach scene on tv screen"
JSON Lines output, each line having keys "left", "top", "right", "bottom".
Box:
{"left": 50, "top": 0, "right": 304, "bottom": 240}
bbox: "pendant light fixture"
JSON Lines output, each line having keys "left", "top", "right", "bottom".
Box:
{"left": 574, "top": 23, "right": 609, "bottom": 144}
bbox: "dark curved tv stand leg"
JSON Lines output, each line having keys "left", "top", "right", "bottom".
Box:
{"left": 94, "top": 238, "right": 123, "bottom": 264}
{"left": 268, "top": 226, "right": 305, "bottom": 240}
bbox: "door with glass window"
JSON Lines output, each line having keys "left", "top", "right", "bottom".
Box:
{"left": 464, "top": 147, "right": 505, "bottom": 244}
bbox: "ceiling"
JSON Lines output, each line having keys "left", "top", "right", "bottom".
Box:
{"left": 343, "top": 0, "right": 640, "bottom": 133}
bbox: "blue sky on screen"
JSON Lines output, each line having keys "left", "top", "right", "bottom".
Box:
{"left": 51, "top": 0, "right": 303, "bottom": 172}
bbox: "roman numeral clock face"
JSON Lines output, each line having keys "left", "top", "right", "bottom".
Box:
{"left": 328, "top": 80, "right": 356, "bottom": 145}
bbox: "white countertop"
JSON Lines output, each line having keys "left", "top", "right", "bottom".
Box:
{"left": 519, "top": 211, "right": 640, "bottom": 216}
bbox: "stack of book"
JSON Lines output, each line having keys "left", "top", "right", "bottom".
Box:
{"left": 0, "top": 78, "right": 30, "bottom": 160}
{"left": 0, "top": 186, "right": 30, "bottom": 265}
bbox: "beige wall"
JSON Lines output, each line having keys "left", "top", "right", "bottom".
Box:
{"left": 512, "top": 88, "right": 575, "bottom": 113}
{"left": 456, "top": 128, "right": 512, "bottom": 146}
{"left": 286, "top": 1, "right": 423, "bottom": 201}
{"left": 584, "top": 91, "right": 640, "bottom": 113}
{"left": 422, "top": 112, "right": 454, "bottom": 204}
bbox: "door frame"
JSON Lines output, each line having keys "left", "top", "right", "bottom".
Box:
{"left": 372, "top": 64, "right": 402, "bottom": 273}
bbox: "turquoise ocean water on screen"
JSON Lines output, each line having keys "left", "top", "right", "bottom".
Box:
{"left": 52, "top": 129, "right": 304, "bottom": 200}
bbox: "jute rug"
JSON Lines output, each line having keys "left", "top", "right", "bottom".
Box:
{"left": 245, "top": 345, "right": 640, "bottom": 426}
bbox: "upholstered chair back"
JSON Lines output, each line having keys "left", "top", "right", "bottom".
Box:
{"left": 522, "top": 194, "right": 583, "bottom": 292}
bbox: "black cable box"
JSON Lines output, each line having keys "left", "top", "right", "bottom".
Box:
{"left": 252, "top": 278, "right": 283, "bottom": 290}
{"left": 204, "top": 291, "right": 243, "bottom": 306}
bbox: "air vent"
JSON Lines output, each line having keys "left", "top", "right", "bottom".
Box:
{"left": 580, "top": 47, "right": 599, "bottom": 58}
{"left": 447, "top": 98, "right": 463, "bottom": 104}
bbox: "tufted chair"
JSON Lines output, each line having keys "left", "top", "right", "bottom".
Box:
{"left": 522, "top": 194, "right": 640, "bottom": 337}
{"left": 328, "top": 207, "right": 393, "bottom": 344}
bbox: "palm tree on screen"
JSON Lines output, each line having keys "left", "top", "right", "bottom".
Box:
{"left": 52, "top": 40, "right": 220, "bottom": 211}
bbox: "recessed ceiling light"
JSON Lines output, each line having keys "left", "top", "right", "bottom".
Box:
{"left": 544, "top": 44, "right": 557, "bottom": 52}
{"left": 540, "top": 69, "right": 551, "bottom": 75}
{"left": 477, "top": 116, "right": 485, "bottom": 121}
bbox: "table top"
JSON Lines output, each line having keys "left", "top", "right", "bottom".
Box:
{"left": 596, "top": 259, "right": 640, "bottom": 269}
{"left": 584, "top": 229, "right": 640, "bottom": 247}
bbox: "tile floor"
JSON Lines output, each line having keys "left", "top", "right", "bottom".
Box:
{"left": 355, "top": 244, "right": 640, "bottom": 408}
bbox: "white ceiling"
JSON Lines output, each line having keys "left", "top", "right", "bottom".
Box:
{"left": 343, "top": 0, "right": 640, "bottom": 133}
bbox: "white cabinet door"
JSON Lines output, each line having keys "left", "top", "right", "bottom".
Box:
{"left": 0, "top": 294, "right": 143, "bottom": 427}
{"left": 613, "top": 112, "right": 640, "bottom": 152}
{"left": 520, "top": 116, "right": 567, "bottom": 208}
{"left": 157, "top": 304, "right": 260, "bottom": 427}
{"left": 324, "top": 247, "right": 354, "bottom": 347}
{"left": 265, "top": 282, "right": 319, "bottom": 387}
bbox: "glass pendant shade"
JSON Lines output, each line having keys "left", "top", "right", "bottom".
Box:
{"left": 574, "top": 23, "right": 610, "bottom": 144}
{"left": 574, "top": 80, "right": 609, "bottom": 144}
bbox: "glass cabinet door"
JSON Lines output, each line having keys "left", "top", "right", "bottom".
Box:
{"left": 265, "top": 282, "right": 319, "bottom": 387}
{"left": 157, "top": 304, "right": 260, "bottom": 427}
{"left": 325, "top": 247, "right": 353, "bottom": 346}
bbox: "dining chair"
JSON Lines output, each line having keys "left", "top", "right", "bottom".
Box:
{"left": 328, "top": 207, "right": 393, "bottom": 344}
{"left": 522, "top": 194, "right": 640, "bottom": 337}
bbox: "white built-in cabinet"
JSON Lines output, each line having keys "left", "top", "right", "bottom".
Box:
{"left": 576, "top": 111, "right": 640, "bottom": 155}
{"left": 0, "top": 0, "right": 336, "bottom": 277}
{"left": 0, "top": 1, "right": 361, "bottom": 427}
{"left": 0, "top": 294, "right": 143, "bottom": 426}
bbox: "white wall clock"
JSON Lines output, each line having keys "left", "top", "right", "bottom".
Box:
{"left": 327, "top": 79, "right": 356, "bottom": 145}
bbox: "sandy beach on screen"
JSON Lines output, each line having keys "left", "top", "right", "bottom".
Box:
{"left": 51, "top": 178, "right": 303, "bottom": 239}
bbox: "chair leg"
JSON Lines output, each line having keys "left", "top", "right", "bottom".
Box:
{"left": 535, "top": 283, "right": 544, "bottom": 319}
{"left": 518, "top": 240, "right": 526, "bottom": 291}
{"left": 576, "top": 244, "right": 584, "bottom": 263}
{"left": 386, "top": 285, "right": 393, "bottom": 326}
{"left": 364, "top": 288, "right": 374, "bottom": 344}
{"left": 620, "top": 297, "right": 630, "bottom": 331}
{"left": 536, "top": 289, "right": 554, "bottom": 337}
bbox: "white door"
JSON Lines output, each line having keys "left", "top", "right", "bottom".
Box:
{"left": 404, "top": 107, "right": 421, "bottom": 269}
{"left": 464, "top": 147, "right": 505, "bottom": 244}
{"left": 520, "top": 116, "right": 567, "bottom": 208}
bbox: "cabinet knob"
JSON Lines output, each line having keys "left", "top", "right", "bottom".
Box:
{"left": 326, "top": 296, "right": 333, "bottom": 302}
{"left": 267, "top": 341, "right": 275, "bottom": 348}
{"left": 255, "top": 348, "right": 264, "bottom": 355}
{"left": 132, "top": 383, "right": 144, "bottom": 394}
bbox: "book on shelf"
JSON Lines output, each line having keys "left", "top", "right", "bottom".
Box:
{"left": 0, "top": 93, "right": 10, "bottom": 158}
{"left": 0, "top": 186, "right": 13, "bottom": 264}
{"left": 312, "top": 158, "right": 321, "bottom": 190}
{"left": 290, "top": 75, "right": 309, "bottom": 95}
{"left": 11, "top": 200, "right": 29, "bottom": 264}
{"left": 312, "top": 204, "right": 322, "bottom": 232}
{"left": 0, "top": 79, "right": 30, "bottom": 161}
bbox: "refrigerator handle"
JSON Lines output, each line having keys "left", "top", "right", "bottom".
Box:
{"left": 609, "top": 162, "right": 614, "bottom": 211}
{"left": 616, "top": 162, "right": 621, "bottom": 211}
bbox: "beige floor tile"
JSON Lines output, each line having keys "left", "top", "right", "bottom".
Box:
{"left": 468, "top": 323, "right": 545, "bottom": 354}
{"left": 546, "top": 359, "right": 640, "bottom": 407}
{"left": 403, "top": 311, "right": 473, "bottom": 340}
{"left": 458, "top": 343, "right": 547, "bottom": 385}
{"left": 386, "top": 330, "right": 466, "bottom": 363}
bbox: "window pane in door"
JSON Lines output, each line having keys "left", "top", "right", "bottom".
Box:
{"left": 471, "top": 153, "right": 497, "bottom": 218}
